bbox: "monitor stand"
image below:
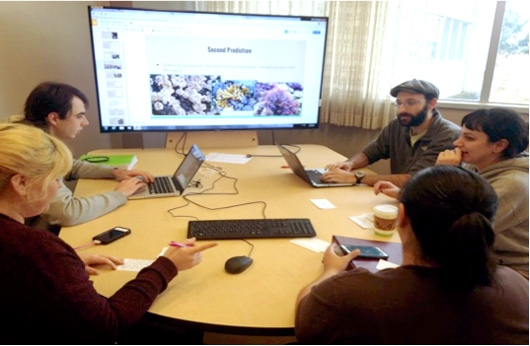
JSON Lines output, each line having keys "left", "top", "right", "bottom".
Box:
{"left": 165, "top": 130, "right": 259, "bottom": 149}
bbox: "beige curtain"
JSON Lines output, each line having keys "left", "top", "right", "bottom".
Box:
{"left": 195, "top": 1, "right": 397, "bottom": 130}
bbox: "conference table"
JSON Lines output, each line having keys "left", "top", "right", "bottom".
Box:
{"left": 60, "top": 144, "right": 400, "bottom": 336}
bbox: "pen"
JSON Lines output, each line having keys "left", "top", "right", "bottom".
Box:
{"left": 169, "top": 241, "right": 193, "bottom": 248}
{"left": 281, "top": 165, "right": 290, "bottom": 168}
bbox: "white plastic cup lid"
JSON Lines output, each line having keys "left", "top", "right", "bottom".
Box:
{"left": 373, "top": 204, "right": 398, "bottom": 219}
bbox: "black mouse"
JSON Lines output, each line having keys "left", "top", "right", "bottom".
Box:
{"left": 224, "top": 256, "right": 253, "bottom": 274}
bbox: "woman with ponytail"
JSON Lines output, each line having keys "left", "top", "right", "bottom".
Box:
{"left": 295, "top": 166, "right": 528, "bottom": 344}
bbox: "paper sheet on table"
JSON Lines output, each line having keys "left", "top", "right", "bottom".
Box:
{"left": 376, "top": 259, "right": 400, "bottom": 270}
{"left": 117, "top": 258, "right": 154, "bottom": 272}
{"left": 116, "top": 247, "right": 168, "bottom": 272}
{"left": 311, "top": 198, "right": 337, "bottom": 209}
{"left": 350, "top": 213, "right": 374, "bottom": 229}
{"left": 291, "top": 238, "right": 330, "bottom": 253}
{"left": 205, "top": 153, "right": 251, "bottom": 164}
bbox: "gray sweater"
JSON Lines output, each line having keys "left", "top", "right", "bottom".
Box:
{"left": 467, "top": 155, "right": 529, "bottom": 278}
{"left": 29, "top": 159, "right": 127, "bottom": 230}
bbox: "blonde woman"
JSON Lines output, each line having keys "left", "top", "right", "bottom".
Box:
{"left": 0, "top": 123, "right": 216, "bottom": 343}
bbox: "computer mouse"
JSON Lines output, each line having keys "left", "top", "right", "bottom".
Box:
{"left": 224, "top": 256, "right": 253, "bottom": 274}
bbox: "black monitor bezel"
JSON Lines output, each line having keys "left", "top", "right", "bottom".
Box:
{"left": 87, "top": 6, "right": 328, "bottom": 133}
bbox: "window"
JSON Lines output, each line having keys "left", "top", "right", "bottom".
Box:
{"left": 437, "top": 18, "right": 468, "bottom": 61}
{"left": 389, "top": 0, "right": 528, "bottom": 107}
{"left": 489, "top": 1, "right": 529, "bottom": 104}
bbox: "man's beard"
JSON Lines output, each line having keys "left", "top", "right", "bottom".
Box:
{"left": 397, "top": 104, "right": 428, "bottom": 128}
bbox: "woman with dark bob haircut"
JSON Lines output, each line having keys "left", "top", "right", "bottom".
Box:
{"left": 437, "top": 107, "right": 529, "bottom": 278}
{"left": 296, "top": 165, "right": 528, "bottom": 344}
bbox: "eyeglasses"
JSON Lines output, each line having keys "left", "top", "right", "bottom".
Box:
{"left": 395, "top": 99, "right": 426, "bottom": 107}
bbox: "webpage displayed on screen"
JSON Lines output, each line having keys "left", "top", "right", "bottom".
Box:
{"left": 88, "top": 7, "right": 328, "bottom": 132}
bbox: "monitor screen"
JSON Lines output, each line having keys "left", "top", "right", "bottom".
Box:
{"left": 87, "top": 6, "right": 328, "bottom": 133}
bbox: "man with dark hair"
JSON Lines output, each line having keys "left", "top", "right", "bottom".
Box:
{"left": 322, "top": 79, "right": 460, "bottom": 187}
{"left": 23, "top": 82, "right": 90, "bottom": 131}
{"left": 18, "top": 82, "right": 154, "bottom": 233}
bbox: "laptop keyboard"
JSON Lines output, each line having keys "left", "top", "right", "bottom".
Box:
{"left": 306, "top": 169, "right": 323, "bottom": 183}
{"left": 188, "top": 218, "right": 316, "bottom": 240}
{"left": 149, "top": 176, "right": 174, "bottom": 194}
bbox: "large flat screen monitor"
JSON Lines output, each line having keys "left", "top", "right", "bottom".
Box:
{"left": 87, "top": 6, "right": 328, "bottom": 133}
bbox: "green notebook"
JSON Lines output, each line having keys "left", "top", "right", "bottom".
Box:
{"left": 78, "top": 154, "right": 138, "bottom": 170}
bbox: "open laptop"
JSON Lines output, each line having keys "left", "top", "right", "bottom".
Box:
{"left": 129, "top": 144, "right": 205, "bottom": 199}
{"left": 277, "top": 144, "right": 354, "bottom": 188}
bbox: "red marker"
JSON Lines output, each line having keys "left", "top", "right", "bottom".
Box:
{"left": 168, "top": 241, "right": 193, "bottom": 248}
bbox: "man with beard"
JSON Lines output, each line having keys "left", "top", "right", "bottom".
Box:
{"left": 321, "top": 79, "right": 460, "bottom": 187}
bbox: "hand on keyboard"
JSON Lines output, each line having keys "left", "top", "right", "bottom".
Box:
{"left": 116, "top": 177, "right": 148, "bottom": 197}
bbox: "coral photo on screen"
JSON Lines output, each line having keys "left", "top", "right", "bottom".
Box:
{"left": 150, "top": 74, "right": 303, "bottom": 117}
{"left": 150, "top": 74, "right": 214, "bottom": 115}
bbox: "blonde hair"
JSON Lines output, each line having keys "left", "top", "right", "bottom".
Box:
{"left": 0, "top": 123, "right": 72, "bottom": 201}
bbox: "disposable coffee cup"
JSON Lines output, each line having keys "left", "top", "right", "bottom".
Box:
{"left": 373, "top": 204, "right": 398, "bottom": 237}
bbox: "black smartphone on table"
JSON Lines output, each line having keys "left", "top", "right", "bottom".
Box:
{"left": 93, "top": 227, "right": 131, "bottom": 244}
{"left": 340, "top": 244, "right": 389, "bottom": 260}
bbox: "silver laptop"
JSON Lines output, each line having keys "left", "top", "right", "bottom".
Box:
{"left": 129, "top": 144, "right": 205, "bottom": 199}
{"left": 277, "top": 144, "right": 354, "bottom": 188}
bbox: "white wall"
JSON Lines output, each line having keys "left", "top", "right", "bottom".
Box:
{"left": 0, "top": 1, "right": 117, "bottom": 157}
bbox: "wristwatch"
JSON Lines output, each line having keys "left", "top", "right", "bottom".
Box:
{"left": 354, "top": 170, "right": 365, "bottom": 184}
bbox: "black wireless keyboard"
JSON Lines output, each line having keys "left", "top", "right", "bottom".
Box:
{"left": 188, "top": 218, "right": 316, "bottom": 240}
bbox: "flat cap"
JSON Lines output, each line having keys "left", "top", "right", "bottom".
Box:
{"left": 390, "top": 79, "right": 439, "bottom": 99}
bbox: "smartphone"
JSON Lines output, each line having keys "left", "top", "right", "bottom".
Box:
{"left": 340, "top": 244, "right": 389, "bottom": 260}
{"left": 93, "top": 227, "right": 131, "bottom": 244}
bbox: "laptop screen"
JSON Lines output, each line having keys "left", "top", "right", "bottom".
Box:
{"left": 277, "top": 144, "right": 306, "bottom": 175}
{"left": 172, "top": 145, "right": 206, "bottom": 191}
